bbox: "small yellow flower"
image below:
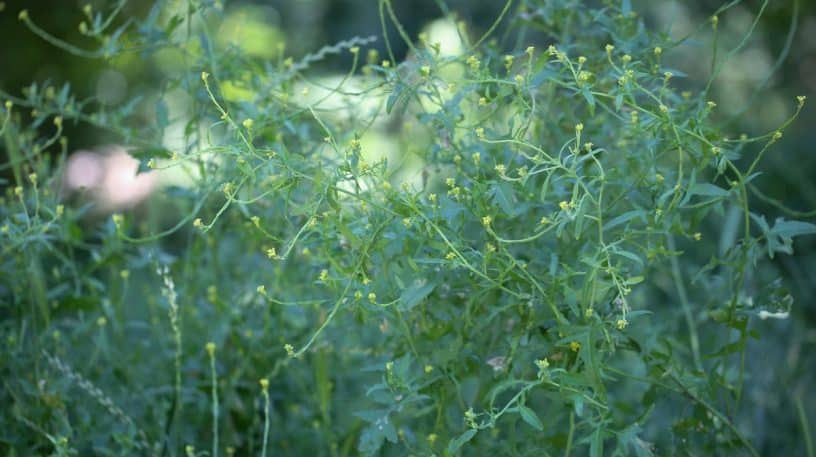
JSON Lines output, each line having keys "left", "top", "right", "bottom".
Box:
{"left": 797, "top": 95, "right": 807, "bottom": 107}
{"left": 654, "top": 47, "right": 662, "bottom": 56}
{"left": 445, "top": 252, "right": 456, "bottom": 261}
{"left": 559, "top": 200, "right": 569, "bottom": 211}
{"left": 535, "top": 358, "right": 549, "bottom": 369}
{"left": 494, "top": 164, "right": 506, "bottom": 175}
{"left": 471, "top": 153, "right": 480, "bottom": 164}
{"left": 575, "top": 123, "right": 584, "bottom": 133}
{"left": 428, "top": 193, "right": 437, "bottom": 204}
{"left": 526, "top": 46, "right": 535, "bottom": 55}
{"left": 257, "top": 285, "right": 266, "bottom": 295}
{"left": 97, "top": 316, "right": 107, "bottom": 327}
{"left": 772, "top": 131, "right": 783, "bottom": 141}
{"left": 622, "top": 54, "right": 632, "bottom": 63}
{"left": 120, "top": 269, "right": 130, "bottom": 280}
{"left": 693, "top": 232, "right": 702, "bottom": 241}
{"left": 242, "top": 118, "right": 254, "bottom": 130}
{"left": 368, "top": 292, "right": 377, "bottom": 303}
{"left": 193, "top": 218, "right": 204, "bottom": 229}
{"left": 201, "top": 71, "right": 209, "bottom": 81}
{"left": 402, "top": 218, "right": 412, "bottom": 228}
{"left": 284, "top": 343, "right": 295, "bottom": 357}
{"left": 616, "top": 319, "right": 628, "bottom": 330}
{"left": 605, "top": 44, "right": 615, "bottom": 54}
{"left": 707, "top": 101, "right": 717, "bottom": 110}
{"left": 427, "top": 433, "right": 438, "bottom": 444}
{"left": 18, "top": 9, "right": 29, "bottom": 21}
{"left": 481, "top": 215, "right": 492, "bottom": 227}
{"left": 445, "top": 177, "right": 456, "bottom": 188}
{"left": 514, "top": 74, "right": 525, "bottom": 84}
{"left": 578, "top": 56, "right": 587, "bottom": 65}
{"left": 205, "top": 342, "right": 216, "bottom": 356}
{"left": 382, "top": 60, "right": 391, "bottom": 68}
{"left": 266, "top": 247, "right": 277, "bottom": 259}
{"left": 478, "top": 97, "right": 487, "bottom": 106}
{"left": 466, "top": 55, "right": 480, "bottom": 71}
{"left": 424, "top": 365, "right": 434, "bottom": 373}
{"left": 259, "top": 378, "right": 269, "bottom": 390}
{"left": 420, "top": 65, "right": 431, "bottom": 77}
{"left": 569, "top": 341, "right": 581, "bottom": 352}
{"left": 539, "top": 216, "right": 550, "bottom": 225}
{"left": 319, "top": 269, "right": 329, "bottom": 281}
{"left": 475, "top": 127, "right": 485, "bottom": 139}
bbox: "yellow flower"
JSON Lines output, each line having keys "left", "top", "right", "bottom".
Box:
{"left": 616, "top": 319, "right": 628, "bottom": 330}
{"left": 205, "top": 342, "right": 216, "bottom": 356}
{"left": 569, "top": 341, "right": 581, "bottom": 352}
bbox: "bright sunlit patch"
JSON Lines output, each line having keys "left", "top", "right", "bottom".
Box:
{"left": 217, "top": 5, "right": 284, "bottom": 59}
{"left": 423, "top": 18, "right": 464, "bottom": 57}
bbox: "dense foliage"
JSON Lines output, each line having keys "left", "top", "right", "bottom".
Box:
{"left": 1, "top": 1, "right": 814, "bottom": 456}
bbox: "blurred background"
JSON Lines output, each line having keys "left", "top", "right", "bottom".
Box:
{"left": 1, "top": 0, "right": 814, "bottom": 452}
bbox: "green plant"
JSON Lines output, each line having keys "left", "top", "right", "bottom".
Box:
{"left": 1, "top": 0, "right": 814, "bottom": 456}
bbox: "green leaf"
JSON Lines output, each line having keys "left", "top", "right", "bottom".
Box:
{"left": 624, "top": 276, "right": 644, "bottom": 285}
{"left": 490, "top": 182, "right": 518, "bottom": 217}
{"left": 518, "top": 406, "right": 544, "bottom": 431}
{"left": 447, "top": 429, "right": 477, "bottom": 453}
{"left": 772, "top": 218, "right": 816, "bottom": 238}
{"left": 590, "top": 427, "right": 604, "bottom": 457}
{"left": 398, "top": 278, "right": 435, "bottom": 311}
{"left": 357, "top": 425, "right": 385, "bottom": 456}
{"left": 603, "top": 209, "right": 646, "bottom": 232}
{"left": 687, "top": 183, "right": 729, "bottom": 198}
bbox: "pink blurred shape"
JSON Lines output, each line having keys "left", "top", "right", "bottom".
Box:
{"left": 64, "top": 146, "right": 158, "bottom": 211}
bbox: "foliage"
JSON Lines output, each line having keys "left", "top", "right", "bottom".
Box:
{"left": 1, "top": 1, "right": 814, "bottom": 456}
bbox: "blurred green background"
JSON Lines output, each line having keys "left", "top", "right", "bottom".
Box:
{"left": 1, "top": 0, "right": 814, "bottom": 453}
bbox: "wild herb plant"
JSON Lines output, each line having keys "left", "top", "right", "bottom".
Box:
{"left": 1, "top": 0, "right": 814, "bottom": 456}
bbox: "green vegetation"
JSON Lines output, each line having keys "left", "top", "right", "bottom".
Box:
{"left": 1, "top": 1, "right": 814, "bottom": 456}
